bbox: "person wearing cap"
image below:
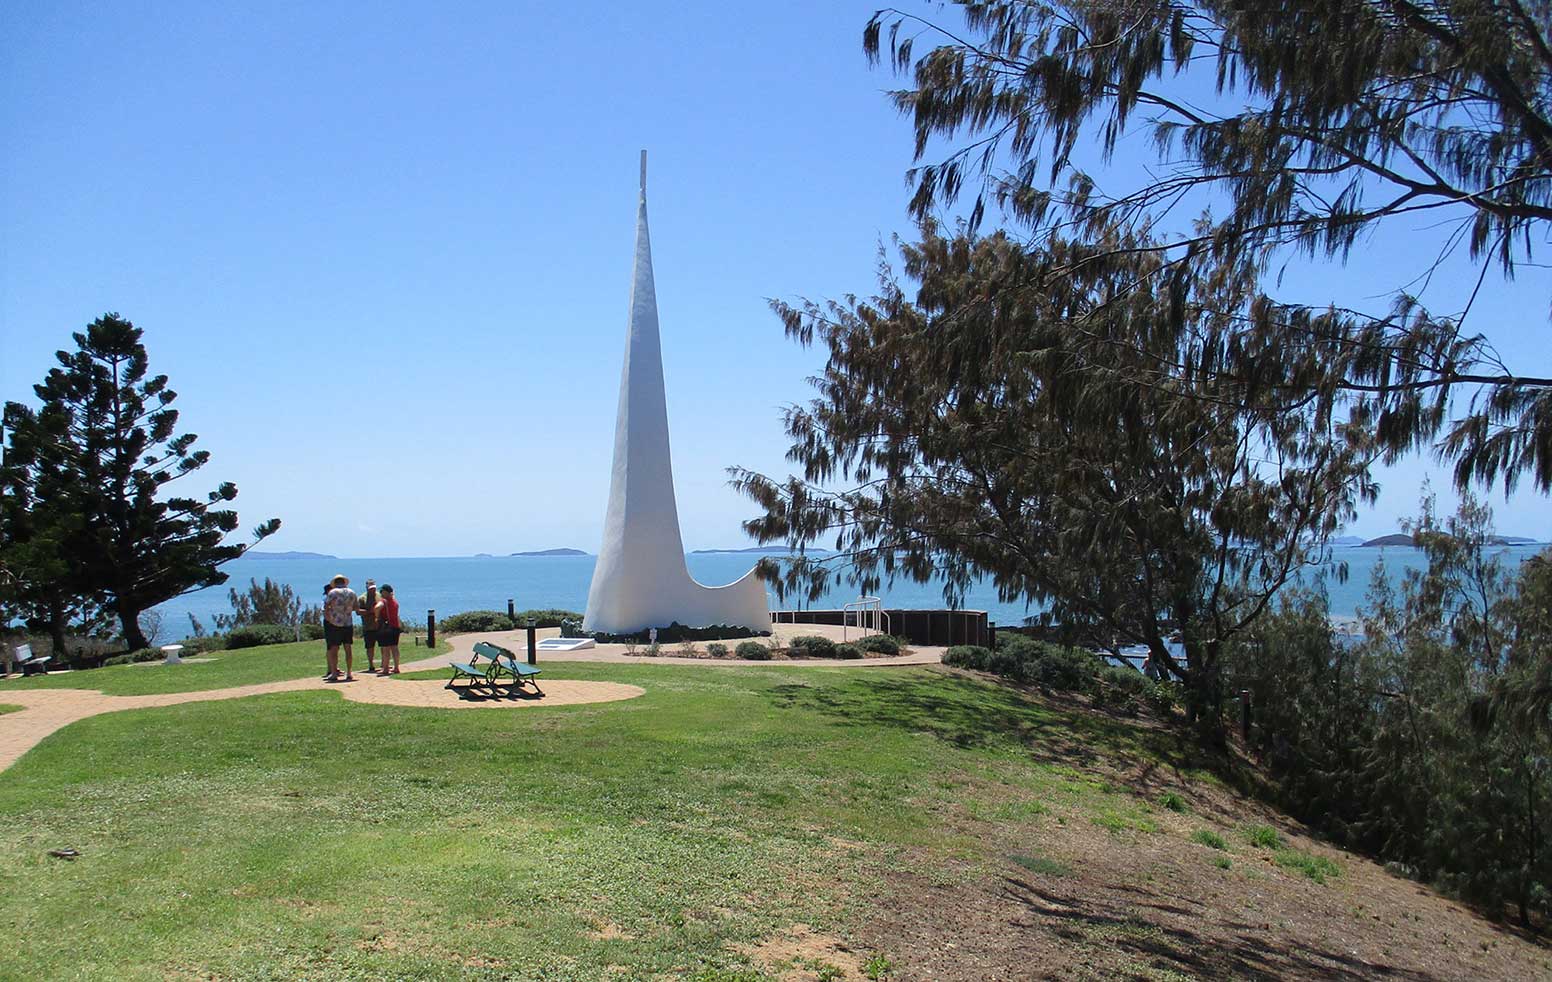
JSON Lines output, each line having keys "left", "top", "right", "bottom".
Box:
{"left": 374, "top": 584, "right": 402, "bottom": 675}
{"left": 356, "top": 579, "right": 380, "bottom": 673}
{"left": 322, "top": 574, "right": 358, "bottom": 682}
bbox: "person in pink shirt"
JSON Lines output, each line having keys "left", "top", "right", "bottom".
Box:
{"left": 374, "top": 584, "right": 402, "bottom": 675}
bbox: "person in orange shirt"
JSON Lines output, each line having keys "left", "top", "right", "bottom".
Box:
{"left": 375, "top": 584, "right": 402, "bottom": 675}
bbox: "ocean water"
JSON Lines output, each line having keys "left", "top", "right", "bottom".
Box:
{"left": 149, "top": 544, "right": 1549, "bottom": 639}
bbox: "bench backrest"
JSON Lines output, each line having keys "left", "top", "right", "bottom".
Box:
{"left": 472, "top": 641, "right": 512, "bottom": 661}
{"left": 13, "top": 644, "right": 31, "bottom": 662}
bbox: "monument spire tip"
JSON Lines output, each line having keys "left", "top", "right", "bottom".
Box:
{"left": 639, "top": 149, "right": 647, "bottom": 194}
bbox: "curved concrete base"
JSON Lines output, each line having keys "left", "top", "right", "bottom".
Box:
{"left": 585, "top": 563, "right": 770, "bottom": 635}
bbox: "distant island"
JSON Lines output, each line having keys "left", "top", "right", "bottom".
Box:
{"left": 1360, "top": 534, "right": 1416, "bottom": 547}
{"left": 245, "top": 550, "right": 339, "bottom": 560}
{"left": 690, "top": 546, "right": 834, "bottom": 555}
{"left": 1361, "top": 533, "right": 1542, "bottom": 547}
{"left": 509, "top": 548, "right": 589, "bottom": 557}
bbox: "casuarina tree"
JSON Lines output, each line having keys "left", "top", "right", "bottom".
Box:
{"left": 861, "top": 1, "right": 1552, "bottom": 492}
{"left": 3, "top": 314, "right": 279, "bottom": 650}
{"left": 734, "top": 223, "right": 1376, "bottom": 742}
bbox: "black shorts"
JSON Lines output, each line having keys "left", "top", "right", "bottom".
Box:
{"left": 377, "top": 627, "right": 401, "bottom": 646}
{"left": 324, "top": 622, "right": 354, "bottom": 646}
{"left": 361, "top": 628, "right": 379, "bottom": 646}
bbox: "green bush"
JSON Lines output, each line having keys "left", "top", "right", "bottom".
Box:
{"left": 705, "top": 642, "right": 729, "bottom": 658}
{"left": 1159, "top": 791, "right": 1188, "bottom": 813}
{"left": 735, "top": 641, "right": 771, "bottom": 660}
{"left": 835, "top": 643, "right": 863, "bottom": 659}
{"left": 178, "top": 635, "right": 227, "bottom": 654}
{"left": 513, "top": 609, "right": 584, "bottom": 628}
{"left": 102, "top": 647, "right": 165, "bottom": 667}
{"left": 438, "top": 610, "right": 513, "bottom": 633}
{"left": 951, "top": 637, "right": 1109, "bottom": 692}
{"left": 854, "top": 634, "right": 900, "bottom": 656}
{"left": 944, "top": 644, "right": 992, "bottom": 670}
{"left": 788, "top": 635, "right": 837, "bottom": 658}
{"left": 225, "top": 624, "right": 297, "bottom": 649}
{"left": 301, "top": 623, "right": 325, "bottom": 641}
{"left": 1245, "top": 824, "right": 1282, "bottom": 849}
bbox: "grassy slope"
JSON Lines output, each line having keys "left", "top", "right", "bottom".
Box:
{"left": 0, "top": 638, "right": 445, "bottom": 696}
{"left": 0, "top": 654, "right": 1544, "bottom": 980}
{"left": 0, "top": 660, "right": 1210, "bottom": 980}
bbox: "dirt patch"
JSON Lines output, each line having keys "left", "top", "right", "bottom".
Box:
{"left": 741, "top": 924, "right": 869, "bottom": 980}
{"left": 588, "top": 918, "right": 634, "bottom": 941}
{"left": 854, "top": 777, "right": 1552, "bottom": 981}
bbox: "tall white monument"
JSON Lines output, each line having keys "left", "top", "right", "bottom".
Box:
{"left": 583, "top": 153, "right": 771, "bottom": 635}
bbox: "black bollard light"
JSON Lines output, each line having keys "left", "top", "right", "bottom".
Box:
{"left": 507, "top": 599, "right": 515, "bottom": 620}
{"left": 427, "top": 609, "right": 436, "bottom": 648}
{"left": 526, "top": 620, "right": 537, "bottom": 665}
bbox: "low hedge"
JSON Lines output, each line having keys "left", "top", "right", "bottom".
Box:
{"left": 437, "top": 610, "right": 514, "bottom": 633}
{"left": 226, "top": 624, "right": 299, "bottom": 649}
{"left": 593, "top": 622, "right": 766, "bottom": 644}
{"left": 787, "top": 635, "right": 837, "bottom": 658}
{"left": 102, "top": 647, "right": 165, "bottom": 667}
{"left": 947, "top": 635, "right": 1179, "bottom": 715}
{"left": 835, "top": 643, "right": 863, "bottom": 660}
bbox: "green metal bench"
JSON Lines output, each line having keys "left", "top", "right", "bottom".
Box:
{"left": 447, "top": 642, "right": 543, "bottom": 695}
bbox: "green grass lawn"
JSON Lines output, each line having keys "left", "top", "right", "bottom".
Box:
{"left": 0, "top": 637, "right": 446, "bottom": 696}
{"left": 0, "top": 657, "right": 1210, "bottom": 980}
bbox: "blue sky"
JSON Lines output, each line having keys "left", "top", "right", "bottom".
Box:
{"left": 4, "top": 1, "right": 1548, "bottom": 557}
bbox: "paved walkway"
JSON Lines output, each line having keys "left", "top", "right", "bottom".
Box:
{"left": 0, "top": 627, "right": 943, "bottom": 775}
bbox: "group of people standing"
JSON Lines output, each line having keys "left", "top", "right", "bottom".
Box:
{"left": 321, "top": 575, "right": 402, "bottom": 682}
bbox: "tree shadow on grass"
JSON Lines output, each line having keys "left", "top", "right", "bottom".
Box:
{"left": 767, "top": 671, "right": 1213, "bottom": 788}
{"left": 1002, "top": 875, "right": 1433, "bottom": 981}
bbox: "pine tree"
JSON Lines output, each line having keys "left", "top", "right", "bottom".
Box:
{"left": 3, "top": 314, "right": 279, "bottom": 650}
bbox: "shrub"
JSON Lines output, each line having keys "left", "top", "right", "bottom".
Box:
{"left": 786, "top": 635, "right": 837, "bottom": 658}
{"left": 225, "top": 624, "right": 297, "bottom": 649}
{"left": 179, "top": 635, "right": 227, "bottom": 654}
{"left": 438, "top": 610, "right": 514, "bottom": 633}
{"left": 835, "top": 643, "right": 863, "bottom": 659}
{"left": 705, "top": 643, "right": 729, "bottom": 658}
{"left": 1245, "top": 824, "right": 1282, "bottom": 849}
{"left": 957, "top": 637, "right": 1108, "bottom": 691}
{"left": 301, "top": 623, "right": 325, "bottom": 641}
{"left": 102, "top": 647, "right": 165, "bottom": 667}
{"left": 735, "top": 640, "right": 771, "bottom": 660}
{"left": 944, "top": 645, "right": 992, "bottom": 670}
{"left": 854, "top": 634, "right": 900, "bottom": 656}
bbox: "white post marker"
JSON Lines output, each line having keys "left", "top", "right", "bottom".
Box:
{"left": 161, "top": 644, "right": 184, "bottom": 665}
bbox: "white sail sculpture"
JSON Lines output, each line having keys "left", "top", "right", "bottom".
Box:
{"left": 583, "top": 153, "right": 771, "bottom": 635}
